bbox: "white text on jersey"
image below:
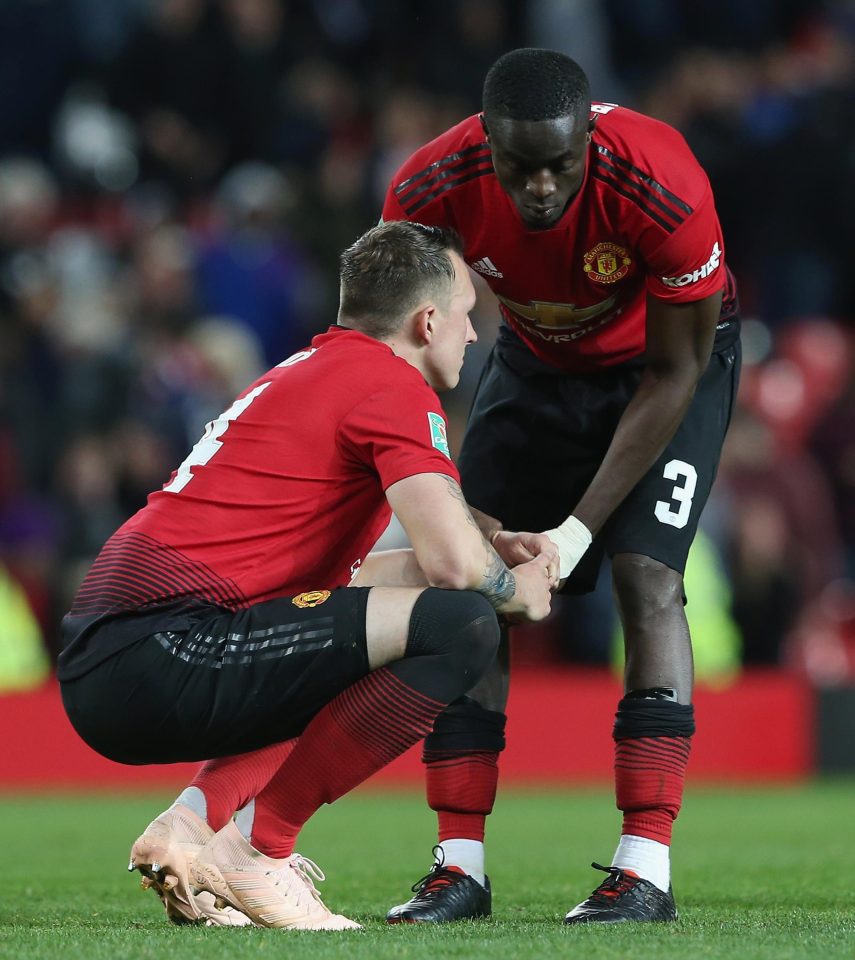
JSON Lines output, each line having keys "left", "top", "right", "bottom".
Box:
{"left": 471, "top": 257, "right": 504, "bottom": 278}
{"left": 661, "top": 242, "right": 722, "bottom": 288}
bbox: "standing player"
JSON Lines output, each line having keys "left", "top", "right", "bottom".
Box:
{"left": 58, "top": 221, "right": 556, "bottom": 930}
{"left": 382, "top": 49, "right": 740, "bottom": 924}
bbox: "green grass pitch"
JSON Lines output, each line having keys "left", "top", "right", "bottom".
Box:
{"left": 2, "top": 782, "right": 853, "bottom": 959}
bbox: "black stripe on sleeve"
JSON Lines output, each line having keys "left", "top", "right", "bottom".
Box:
{"left": 592, "top": 169, "right": 680, "bottom": 233}
{"left": 403, "top": 166, "right": 494, "bottom": 215}
{"left": 394, "top": 142, "right": 491, "bottom": 196}
{"left": 595, "top": 145, "right": 693, "bottom": 218}
{"left": 398, "top": 153, "right": 494, "bottom": 208}
{"left": 594, "top": 157, "right": 686, "bottom": 228}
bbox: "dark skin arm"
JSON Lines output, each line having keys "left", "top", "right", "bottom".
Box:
{"left": 470, "top": 506, "right": 502, "bottom": 542}
{"left": 470, "top": 291, "right": 721, "bottom": 560}
{"left": 572, "top": 289, "right": 722, "bottom": 534}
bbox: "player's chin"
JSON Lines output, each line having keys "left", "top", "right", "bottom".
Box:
{"left": 428, "top": 369, "right": 459, "bottom": 392}
{"left": 521, "top": 213, "right": 558, "bottom": 231}
{"left": 518, "top": 203, "right": 562, "bottom": 230}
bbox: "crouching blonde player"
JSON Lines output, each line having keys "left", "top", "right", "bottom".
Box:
{"left": 58, "top": 222, "right": 557, "bottom": 930}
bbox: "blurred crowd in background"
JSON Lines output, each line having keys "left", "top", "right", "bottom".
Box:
{"left": 1, "top": 0, "right": 854, "bottom": 691}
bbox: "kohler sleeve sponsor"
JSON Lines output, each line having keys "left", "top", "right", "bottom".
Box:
{"left": 661, "top": 242, "right": 722, "bottom": 288}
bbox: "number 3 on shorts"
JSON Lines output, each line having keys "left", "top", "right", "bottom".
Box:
{"left": 654, "top": 459, "right": 697, "bottom": 529}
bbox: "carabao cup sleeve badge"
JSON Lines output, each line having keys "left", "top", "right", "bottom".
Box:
{"left": 427, "top": 412, "right": 451, "bottom": 458}
{"left": 292, "top": 590, "right": 332, "bottom": 608}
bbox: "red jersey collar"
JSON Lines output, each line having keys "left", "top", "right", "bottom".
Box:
{"left": 311, "top": 324, "right": 397, "bottom": 355}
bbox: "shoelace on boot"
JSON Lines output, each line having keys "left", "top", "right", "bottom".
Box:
{"left": 290, "top": 854, "right": 326, "bottom": 886}
{"left": 410, "top": 845, "right": 467, "bottom": 899}
{"left": 266, "top": 854, "right": 327, "bottom": 911}
{"left": 292, "top": 854, "right": 329, "bottom": 909}
{"left": 583, "top": 862, "right": 640, "bottom": 907}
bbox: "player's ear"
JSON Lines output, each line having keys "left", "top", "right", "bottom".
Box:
{"left": 479, "top": 113, "right": 490, "bottom": 141}
{"left": 413, "top": 305, "right": 435, "bottom": 344}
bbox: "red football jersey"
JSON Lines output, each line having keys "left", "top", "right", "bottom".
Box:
{"left": 70, "top": 327, "right": 459, "bottom": 617}
{"left": 383, "top": 106, "right": 737, "bottom": 372}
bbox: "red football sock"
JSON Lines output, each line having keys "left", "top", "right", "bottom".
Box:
{"left": 251, "top": 668, "right": 444, "bottom": 858}
{"left": 425, "top": 751, "right": 499, "bottom": 842}
{"left": 189, "top": 738, "right": 297, "bottom": 830}
{"left": 615, "top": 736, "right": 692, "bottom": 844}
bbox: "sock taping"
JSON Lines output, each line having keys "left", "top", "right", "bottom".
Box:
{"left": 613, "top": 697, "right": 694, "bottom": 845}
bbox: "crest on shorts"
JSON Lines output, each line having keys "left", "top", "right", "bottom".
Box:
{"left": 583, "top": 242, "right": 632, "bottom": 284}
{"left": 427, "top": 412, "right": 450, "bottom": 458}
{"left": 292, "top": 590, "right": 331, "bottom": 608}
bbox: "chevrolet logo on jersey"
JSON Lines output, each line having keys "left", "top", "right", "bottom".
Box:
{"left": 496, "top": 293, "right": 618, "bottom": 331}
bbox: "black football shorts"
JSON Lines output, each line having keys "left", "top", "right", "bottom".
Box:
{"left": 60, "top": 586, "right": 371, "bottom": 764}
{"left": 458, "top": 325, "right": 741, "bottom": 593}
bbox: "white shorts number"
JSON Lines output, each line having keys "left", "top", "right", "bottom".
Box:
{"left": 654, "top": 459, "right": 697, "bottom": 529}
{"left": 163, "top": 382, "right": 272, "bottom": 493}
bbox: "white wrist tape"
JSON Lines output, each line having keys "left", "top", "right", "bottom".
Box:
{"left": 542, "top": 516, "right": 592, "bottom": 578}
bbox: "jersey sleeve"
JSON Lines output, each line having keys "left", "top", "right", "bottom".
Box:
{"left": 382, "top": 180, "right": 456, "bottom": 230}
{"left": 382, "top": 183, "right": 409, "bottom": 222}
{"left": 338, "top": 380, "right": 460, "bottom": 489}
{"left": 643, "top": 187, "right": 727, "bottom": 303}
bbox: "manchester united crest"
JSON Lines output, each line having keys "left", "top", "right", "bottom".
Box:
{"left": 292, "top": 590, "right": 331, "bottom": 608}
{"left": 583, "top": 242, "right": 632, "bottom": 284}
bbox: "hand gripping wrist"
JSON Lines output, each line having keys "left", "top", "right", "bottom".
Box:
{"left": 542, "top": 516, "right": 592, "bottom": 578}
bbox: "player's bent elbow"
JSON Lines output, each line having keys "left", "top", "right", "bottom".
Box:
{"left": 419, "top": 552, "right": 480, "bottom": 592}
{"left": 424, "top": 567, "right": 475, "bottom": 592}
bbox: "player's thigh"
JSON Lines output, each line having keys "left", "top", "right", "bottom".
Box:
{"left": 172, "top": 587, "right": 376, "bottom": 756}
{"left": 63, "top": 586, "right": 373, "bottom": 763}
{"left": 459, "top": 350, "right": 606, "bottom": 532}
{"left": 603, "top": 342, "right": 741, "bottom": 574}
{"left": 462, "top": 348, "right": 650, "bottom": 593}
{"left": 365, "top": 586, "right": 425, "bottom": 669}
{"left": 457, "top": 348, "right": 542, "bottom": 522}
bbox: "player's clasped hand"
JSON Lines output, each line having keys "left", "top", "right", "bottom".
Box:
{"left": 492, "top": 530, "right": 561, "bottom": 589}
{"left": 506, "top": 552, "right": 554, "bottom": 623}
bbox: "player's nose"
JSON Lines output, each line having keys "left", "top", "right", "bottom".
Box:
{"left": 526, "top": 170, "right": 557, "bottom": 199}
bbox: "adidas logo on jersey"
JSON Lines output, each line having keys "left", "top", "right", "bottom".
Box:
{"left": 471, "top": 257, "right": 503, "bottom": 278}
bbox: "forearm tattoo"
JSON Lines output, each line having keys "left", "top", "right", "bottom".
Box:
{"left": 440, "top": 477, "right": 516, "bottom": 609}
{"left": 479, "top": 545, "right": 516, "bottom": 611}
{"left": 441, "top": 476, "right": 482, "bottom": 532}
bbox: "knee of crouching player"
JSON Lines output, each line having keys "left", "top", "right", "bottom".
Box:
{"left": 406, "top": 588, "right": 501, "bottom": 696}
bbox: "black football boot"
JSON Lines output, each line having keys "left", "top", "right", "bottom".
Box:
{"left": 563, "top": 862, "right": 677, "bottom": 924}
{"left": 386, "top": 848, "right": 491, "bottom": 923}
